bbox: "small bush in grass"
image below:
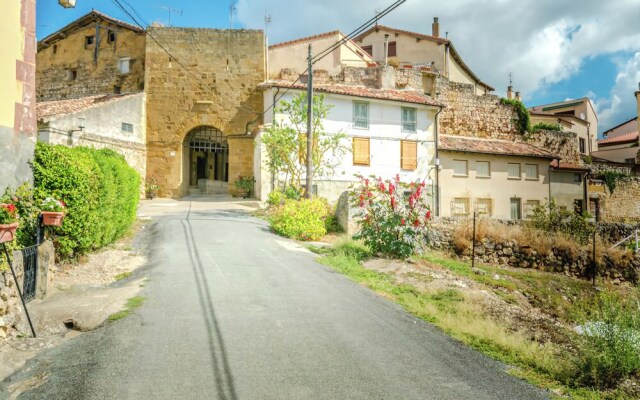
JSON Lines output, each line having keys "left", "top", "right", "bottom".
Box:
{"left": 268, "top": 198, "right": 329, "bottom": 241}
{"left": 574, "top": 291, "right": 640, "bottom": 389}
{"left": 266, "top": 190, "right": 284, "bottom": 207}
{"left": 350, "top": 174, "right": 432, "bottom": 258}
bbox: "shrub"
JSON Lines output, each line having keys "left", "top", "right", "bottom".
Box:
{"left": 500, "top": 98, "right": 531, "bottom": 134}
{"left": 531, "top": 122, "right": 562, "bottom": 132}
{"left": 573, "top": 291, "right": 640, "bottom": 388}
{"left": 2, "top": 184, "right": 40, "bottom": 248}
{"left": 32, "top": 142, "right": 140, "bottom": 259}
{"left": 350, "top": 174, "right": 432, "bottom": 258}
{"left": 529, "top": 200, "right": 594, "bottom": 244}
{"left": 266, "top": 190, "right": 284, "bottom": 207}
{"left": 598, "top": 171, "right": 629, "bottom": 193}
{"left": 268, "top": 198, "right": 329, "bottom": 241}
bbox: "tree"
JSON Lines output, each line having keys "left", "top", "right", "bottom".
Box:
{"left": 261, "top": 93, "right": 347, "bottom": 191}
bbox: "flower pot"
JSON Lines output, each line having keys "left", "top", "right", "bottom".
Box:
{"left": 0, "top": 222, "right": 19, "bottom": 243}
{"left": 237, "top": 189, "right": 249, "bottom": 199}
{"left": 42, "top": 211, "right": 65, "bottom": 226}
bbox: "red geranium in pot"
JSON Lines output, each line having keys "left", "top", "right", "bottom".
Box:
{"left": 41, "top": 197, "right": 66, "bottom": 227}
{"left": 0, "top": 203, "right": 19, "bottom": 243}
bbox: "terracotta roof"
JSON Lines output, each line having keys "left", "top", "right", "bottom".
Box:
{"left": 354, "top": 25, "right": 494, "bottom": 91}
{"left": 37, "top": 93, "right": 139, "bottom": 120}
{"left": 597, "top": 131, "right": 639, "bottom": 146}
{"left": 550, "top": 160, "right": 590, "bottom": 172}
{"left": 259, "top": 81, "right": 444, "bottom": 107}
{"left": 439, "top": 135, "right": 557, "bottom": 159}
{"left": 269, "top": 31, "right": 341, "bottom": 49}
{"left": 38, "top": 10, "right": 143, "bottom": 51}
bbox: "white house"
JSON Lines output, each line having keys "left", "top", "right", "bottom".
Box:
{"left": 256, "top": 81, "right": 443, "bottom": 204}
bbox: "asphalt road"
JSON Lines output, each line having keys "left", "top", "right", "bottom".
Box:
{"left": 1, "top": 200, "right": 548, "bottom": 399}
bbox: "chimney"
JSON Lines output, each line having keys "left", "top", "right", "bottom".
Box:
{"left": 515, "top": 91, "right": 521, "bottom": 101}
{"left": 507, "top": 85, "right": 514, "bottom": 100}
{"left": 432, "top": 17, "right": 440, "bottom": 38}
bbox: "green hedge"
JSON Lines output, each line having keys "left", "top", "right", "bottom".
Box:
{"left": 268, "top": 198, "right": 330, "bottom": 241}
{"left": 32, "top": 142, "right": 140, "bottom": 259}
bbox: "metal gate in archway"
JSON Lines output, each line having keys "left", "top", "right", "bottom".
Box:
{"left": 186, "top": 126, "right": 229, "bottom": 186}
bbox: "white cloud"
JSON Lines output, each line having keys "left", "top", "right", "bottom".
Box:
{"left": 237, "top": 0, "right": 640, "bottom": 131}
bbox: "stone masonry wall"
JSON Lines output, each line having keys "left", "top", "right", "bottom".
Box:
{"left": 527, "top": 129, "right": 581, "bottom": 164}
{"left": 601, "top": 178, "right": 640, "bottom": 223}
{"left": 145, "top": 28, "right": 265, "bottom": 198}
{"left": 36, "top": 24, "right": 146, "bottom": 101}
{"left": 435, "top": 77, "right": 521, "bottom": 140}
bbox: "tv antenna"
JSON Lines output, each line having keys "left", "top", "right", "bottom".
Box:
{"left": 160, "top": 6, "right": 182, "bottom": 27}
{"left": 509, "top": 72, "right": 513, "bottom": 87}
{"left": 375, "top": 8, "right": 381, "bottom": 25}
{"left": 230, "top": 1, "right": 237, "bottom": 29}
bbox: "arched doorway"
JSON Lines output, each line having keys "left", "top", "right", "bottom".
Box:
{"left": 184, "top": 126, "right": 229, "bottom": 194}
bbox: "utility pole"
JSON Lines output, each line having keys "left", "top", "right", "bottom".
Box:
{"left": 264, "top": 11, "right": 271, "bottom": 80}
{"left": 305, "top": 44, "right": 314, "bottom": 199}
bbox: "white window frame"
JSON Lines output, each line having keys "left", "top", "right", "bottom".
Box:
{"left": 476, "top": 161, "right": 490, "bottom": 178}
{"left": 507, "top": 163, "right": 521, "bottom": 179}
{"left": 452, "top": 159, "right": 468, "bottom": 177}
{"left": 118, "top": 57, "right": 131, "bottom": 74}
{"left": 401, "top": 107, "right": 417, "bottom": 133}
{"left": 353, "top": 101, "right": 369, "bottom": 130}
{"left": 475, "top": 198, "right": 493, "bottom": 216}
{"left": 524, "top": 164, "right": 539, "bottom": 180}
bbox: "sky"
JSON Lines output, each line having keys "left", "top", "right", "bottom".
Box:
{"left": 38, "top": 0, "right": 640, "bottom": 136}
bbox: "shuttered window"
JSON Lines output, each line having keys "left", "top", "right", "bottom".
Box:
{"left": 507, "top": 163, "right": 521, "bottom": 179}
{"left": 476, "top": 161, "right": 490, "bottom": 177}
{"left": 388, "top": 41, "right": 397, "bottom": 57}
{"left": 353, "top": 101, "right": 369, "bottom": 129}
{"left": 525, "top": 164, "right": 538, "bottom": 180}
{"left": 476, "top": 198, "right": 493, "bottom": 216}
{"left": 362, "top": 45, "right": 373, "bottom": 57}
{"left": 452, "top": 198, "right": 470, "bottom": 216}
{"left": 401, "top": 140, "right": 417, "bottom": 170}
{"left": 452, "top": 159, "right": 468, "bottom": 176}
{"left": 353, "top": 137, "right": 370, "bottom": 166}
{"left": 401, "top": 107, "right": 417, "bottom": 133}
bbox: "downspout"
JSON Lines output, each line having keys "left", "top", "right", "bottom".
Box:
{"left": 587, "top": 121, "right": 592, "bottom": 156}
{"left": 434, "top": 105, "right": 444, "bottom": 216}
{"left": 583, "top": 170, "right": 590, "bottom": 218}
{"left": 548, "top": 161, "right": 554, "bottom": 207}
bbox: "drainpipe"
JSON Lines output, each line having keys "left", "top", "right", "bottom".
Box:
{"left": 587, "top": 121, "right": 592, "bottom": 156}
{"left": 548, "top": 162, "right": 554, "bottom": 207}
{"left": 434, "top": 105, "right": 444, "bottom": 216}
{"left": 583, "top": 170, "right": 590, "bottom": 219}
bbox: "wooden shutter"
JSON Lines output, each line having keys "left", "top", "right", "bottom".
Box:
{"left": 362, "top": 45, "right": 373, "bottom": 57}
{"left": 401, "top": 140, "right": 417, "bottom": 170}
{"left": 353, "top": 137, "right": 370, "bottom": 166}
{"left": 388, "top": 41, "right": 397, "bottom": 57}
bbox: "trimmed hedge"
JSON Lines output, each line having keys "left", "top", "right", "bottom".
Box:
{"left": 32, "top": 142, "right": 140, "bottom": 259}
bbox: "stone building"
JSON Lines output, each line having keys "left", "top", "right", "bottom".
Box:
{"left": 36, "top": 12, "right": 265, "bottom": 198}
{"left": 1, "top": 0, "right": 36, "bottom": 191}
{"left": 36, "top": 11, "right": 146, "bottom": 101}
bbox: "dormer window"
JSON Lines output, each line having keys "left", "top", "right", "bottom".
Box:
{"left": 118, "top": 58, "right": 131, "bottom": 74}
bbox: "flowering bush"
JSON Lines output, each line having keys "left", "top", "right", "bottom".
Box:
{"left": 41, "top": 197, "right": 67, "bottom": 212}
{"left": 350, "top": 174, "right": 432, "bottom": 258}
{"left": 0, "top": 203, "right": 18, "bottom": 225}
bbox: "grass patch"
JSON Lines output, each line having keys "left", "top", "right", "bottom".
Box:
{"left": 113, "top": 271, "right": 132, "bottom": 281}
{"left": 108, "top": 296, "right": 146, "bottom": 321}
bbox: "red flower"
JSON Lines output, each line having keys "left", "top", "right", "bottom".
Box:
{"left": 426, "top": 210, "right": 432, "bottom": 220}
{"left": 400, "top": 218, "right": 406, "bottom": 226}
{"left": 379, "top": 182, "right": 385, "bottom": 192}
{"left": 390, "top": 197, "right": 396, "bottom": 209}
{"left": 388, "top": 183, "right": 395, "bottom": 195}
{"left": 413, "top": 219, "right": 420, "bottom": 227}
{"left": 367, "top": 191, "right": 373, "bottom": 198}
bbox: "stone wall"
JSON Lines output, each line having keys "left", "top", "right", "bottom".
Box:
{"left": 601, "top": 177, "right": 640, "bottom": 223}
{"left": 36, "top": 24, "right": 146, "bottom": 101}
{"left": 434, "top": 77, "right": 521, "bottom": 140}
{"left": 144, "top": 28, "right": 265, "bottom": 198}
{"left": 527, "top": 129, "right": 581, "bottom": 164}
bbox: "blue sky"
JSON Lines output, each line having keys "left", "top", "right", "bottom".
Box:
{"left": 38, "top": 0, "right": 640, "bottom": 136}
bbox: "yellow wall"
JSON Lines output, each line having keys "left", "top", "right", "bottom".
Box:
{"left": 358, "top": 29, "right": 446, "bottom": 71}
{"left": 0, "top": 2, "right": 24, "bottom": 127}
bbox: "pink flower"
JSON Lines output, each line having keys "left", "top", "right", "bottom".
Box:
{"left": 364, "top": 179, "right": 369, "bottom": 187}
{"left": 390, "top": 197, "right": 396, "bottom": 209}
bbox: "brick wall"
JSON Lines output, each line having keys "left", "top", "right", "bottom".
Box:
{"left": 36, "top": 25, "right": 146, "bottom": 101}
{"left": 144, "top": 28, "right": 265, "bottom": 197}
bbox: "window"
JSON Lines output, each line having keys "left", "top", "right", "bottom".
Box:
{"left": 476, "top": 161, "right": 490, "bottom": 178}
{"left": 118, "top": 58, "right": 131, "bottom": 74}
{"left": 67, "top": 69, "right": 77, "bottom": 81}
{"left": 85, "top": 36, "right": 95, "bottom": 47}
{"left": 524, "top": 200, "right": 539, "bottom": 218}
{"left": 53, "top": 44, "right": 58, "bottom": 54}
{"left": 352, "top": 137, "right": 370, "bottom": 166}
{"left": 625, "top": 158, "right": 636, "bottom": 164}
{"left": 114, "top": 85, "right": 122, "bottom": 94}
{"left": 574, "top": 199, "right": 584, "bottom": 215}
{"left": 108, "top": 31, "right": 116, "bottom": 43}
{"left": 353, "top": 101, "right": 369, "bottom": 129}
{"left": 121, "top": 123, "right": 134, "bottom": 134}
{"left": 525, "top": 164, "right": 538, "bottom": 180}
{"left": 452, "top": 159, "right": 468, "bottom": 176}
{"left": 400, "top": 140, "right": 417, "bottom": 170}
{"left": 401, "top": 107, "right": 417, "bottom": 133}
{"left": 507, "top": 163, "right": 521, "bottom": 179}
{"left": 579, "top": 138, "right": 586, "bottom": 153}
{"left": 452, "top": 198, "right": 470, "bottom": 216}
{"left": 510, "top": 198, "right": 522, "bottom": 220}
{"left": 388, "top": 41, "right": 397, "bottom": 57}
{"left": 574, "top": 173, "right": 582, "bottom": 183}
{"left": 475, "top": 198, "right": 493, "bottom": 216}
{"left": 361, "top": 45, "right": 373, "bottom": 57}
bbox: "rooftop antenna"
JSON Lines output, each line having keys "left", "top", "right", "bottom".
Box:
{"left": 509, "top": 72, "right": 513, "bottom": 87}
{"left": 375, "top": 8, "right": 381, "bottom": 25}
{"left": 265, "top": 10, "right": 271, "bottom": 78}
{"left": 230, "top": 1, "right": 237, "bottom": 29}
{"left": 160, "top": 6, "right": 182, "bottom": 27}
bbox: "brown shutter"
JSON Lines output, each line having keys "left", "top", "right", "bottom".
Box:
{"left": 401, "top": 140, "right": 417, "bottom": 170}
{"left": 353, "top": 137, "right": 370, "bottom": 166}
{"left": 362, "top": 45, "right": 373, "bottom": 57}
{"left": 388, "top": 41, "right": 397, "bottom": 57}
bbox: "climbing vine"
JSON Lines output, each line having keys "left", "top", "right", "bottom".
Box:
{"left": 531, "top": 122, "right": 562, "bottom": 132}
{"left": 598, "top": 171, "right": 630, "bottom": 193}
{"left": 501, "top": 98, "right": 531, "bottom": 134}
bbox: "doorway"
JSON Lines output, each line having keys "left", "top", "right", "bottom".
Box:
{"left": 185, "top": 126, "right": 229, "bottom": 194}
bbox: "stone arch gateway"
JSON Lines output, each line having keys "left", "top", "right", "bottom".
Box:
{"left": 184, "top": 126, "right": 229, "bottom": 195}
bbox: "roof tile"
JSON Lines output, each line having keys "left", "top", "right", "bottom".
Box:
{"left": 439, "top": 134, "right": 557, "bottom": 159}
{"left": 597, "top": 131, "right": 639, "bottom": 146}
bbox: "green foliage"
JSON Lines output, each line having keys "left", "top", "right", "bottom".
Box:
{"left": 40, "top": 197, "right": 66, "bottom": 212}
{"left": 2, "top": 184, "right": 40, "bottom": 248}
{"left": 501, "top": 98, "right": 531, "bottom": 134}
{"left": 145, "top": 176, "right": 160, "bottom": 199}
{"left": 529, "top": 200, "right": 595, "bottom": 244}
{"left": 351, "top": 174, "right": 432, "bottom": 258}
{"left": 266, "top": 190, "right": 284, "bottom": 207}
{"left": 598, "top": 171, "right": 629, "bottom": 193}
{"left": 573, "top": 291, "right": 640, "bottom": 389}
{"left": 234, "top": 176, "right": 255, "bottom": 192}
{"left": 261, "top": 93, "right": 347, "bottom": 192}
{"left": 32, "top": 142, "right": 140, "bottom": 259}
{"left": 108, "top": 296, "right": 146, "bottom": 321}
{"left": 268, "top": 198, "right": 330, "bottom": 241}
{"left": 532, "top": 122, "right": 562, "bottom": 132}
